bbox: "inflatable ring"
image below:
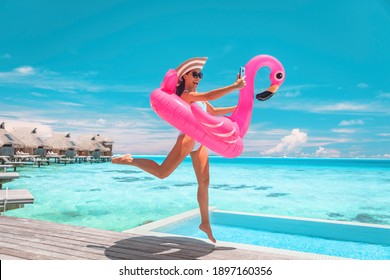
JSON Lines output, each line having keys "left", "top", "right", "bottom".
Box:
{"left": 150, "top": 55, "right": 285, "bottom": 158}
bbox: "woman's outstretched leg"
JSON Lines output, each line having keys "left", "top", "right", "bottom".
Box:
{"left": 112, "top": 134, "right": 195, "bottom": 179}
{"left": 190, "top": 145, "right": 216, "bottom": 243}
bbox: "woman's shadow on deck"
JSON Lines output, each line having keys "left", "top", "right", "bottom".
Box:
{"left": 90, "top": 235, "right": 236, "bottom": 260}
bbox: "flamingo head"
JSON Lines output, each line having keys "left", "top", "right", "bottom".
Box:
{"left": 256, "top": 63, "right": 285, "bottom": 101}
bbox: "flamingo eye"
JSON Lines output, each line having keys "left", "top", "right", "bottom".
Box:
{"left": 275, "top": 72, "right": 284, "bottom": 81}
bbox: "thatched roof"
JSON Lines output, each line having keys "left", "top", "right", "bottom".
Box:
{"left": 45, "top": 133, "right": 79, "bottom": 150}
{"left": 0, "top": 122, "right": 25, "bottom": 148}
{"left": 12, "top": 127, "right": 51, "bottom": 149}
{"left": 77, "top": 135, "right": 110, "bottom": 152}
{"left": 92, "top": 134, "right": 114, "bottom": 145}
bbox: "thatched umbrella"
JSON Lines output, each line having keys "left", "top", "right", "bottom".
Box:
{"left": 0, "top": 122, "right": 25, "bottom": 156}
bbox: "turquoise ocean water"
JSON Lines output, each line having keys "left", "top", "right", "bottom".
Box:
{"left": 5, "top": 157, "right": 390, "bottom": 233}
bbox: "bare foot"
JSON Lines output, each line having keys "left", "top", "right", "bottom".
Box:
{"left": 112, "top": 154, "right": 133, "bottom": 165}
{"left": 199, "top": 223, "right": 216, "bottom": 243}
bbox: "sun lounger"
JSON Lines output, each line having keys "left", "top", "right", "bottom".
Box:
{"left": 14, "top": 154, "right": 39, "bottom": 161}
{"left": 46, "top": 151, "right": 59, "bottom": 157}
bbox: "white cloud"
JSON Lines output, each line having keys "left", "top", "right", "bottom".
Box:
{"left": 262, "top": 129, "right": 291, "bottom": 136}
{"left": 339, "top": 119, "right": 364, "bottom": 126}
{"left": 283, "top": 90, "right": 301, "bottom": 98}
{"left": 314, "top": 146, "right": 341, "bottom": 158}
{"left": 313, "top": 102, "right": 368, "bottom": 112}
{"left": 305, "top": 136, "right": 350, "bottom": 147}
{"left": 96, "top": 119, "right": 107, "bottom": 126}
{"left": 261, "top": 128, "right": 308, "bottom": 156}
{"left": 378, "top": 133, "right": 390, "bottom": 137}
{"left": 257, "top": 100, "right": 387, "bottom": 115}
{"left": 57, "top": 101, "right": 85, "bottom": 107}
{"left": 15, "top": 66, "right": 35, "bottom": 75}
{"left": 357, "top": 82, "right": 369, "bottom": 88}
{"left": 331, "top": 128, "right": 356, "bottom": 134}
{"left": 377, "top": 92, "right": 390, "bottom": 99}
{"left": 0, "top": 66, "right": 151, "bottom": 94}
{"left": 280, "top": 84, "right": 330, "bottom": 92}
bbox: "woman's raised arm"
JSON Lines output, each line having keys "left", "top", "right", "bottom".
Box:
{"left": 182, "top": 75, "right": 246, "bottom": 103}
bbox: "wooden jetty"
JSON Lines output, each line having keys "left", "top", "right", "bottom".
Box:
{"left": 0, "top": 216, "right": 321, "bottom": 260}
{"left": 0, "top": 189, "right": 34, "bottom": 211}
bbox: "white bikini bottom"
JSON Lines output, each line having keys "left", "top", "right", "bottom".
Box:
{"left": 178, "top": 133, "right": 202, "bottom": 152}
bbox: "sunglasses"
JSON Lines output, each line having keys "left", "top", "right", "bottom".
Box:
{"left": 191, "top": 71, "right": 203, "bottom": 79}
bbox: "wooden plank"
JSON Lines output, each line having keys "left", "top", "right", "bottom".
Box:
{"left": 0, "top": 253, "right": 25, "bottom": 260}
{"left": 0, "top": 217, "right": 201, "bottom": 260}
{"left": 0, "top": 216, "right": 310, "bottom": 260}
{"left": 0, "top": 217, "right": 216, "bottom": 256}
{"left": 0, "top": 224, "right": 183, "bottom": 260}
{"left": 0, "top": 221, "right": 212, "bottom": 260}
{"left": 0, "top": 240, "right": 85, "bottom": 260}
{"left": 0, "top": 218, "right": 176, "bottom": 259}
{"left": 0, "top": 189, "right": 34, "bottom": 205}
{"left": 0, "top": 231, "right": 109, "bottom": 259}
{"left": 0, "top": 172, "right": 19, "bottom": 180}
{"left": 0, "top": 160, "right": 25, "bottom": 171}
{"left": 0, "top": 247, "right": 57, "bottom": 260}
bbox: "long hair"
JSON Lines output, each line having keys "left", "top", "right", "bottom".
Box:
{"left": 175, "top": 79, "right": 185, "bottom": 97}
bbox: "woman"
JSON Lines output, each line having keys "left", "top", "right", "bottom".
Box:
{"left": 112, "top": 57, "right": 246, "bottom": 243}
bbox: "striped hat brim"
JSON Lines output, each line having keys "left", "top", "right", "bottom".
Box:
{"left": 176, "top": 57, "right": 208, "bottom": 81}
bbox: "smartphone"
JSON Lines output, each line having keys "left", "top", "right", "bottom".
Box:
{"left": 239, "top": 66, "right": 245, "bottom": 78}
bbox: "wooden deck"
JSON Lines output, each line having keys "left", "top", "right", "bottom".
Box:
{"left": 0, "top": 216, "right": 315, "bottom": 260}
{"left": 0, "top": 189, "right": 34, "bottom": 204}
{"left": 0, "top": 157, "right": 25, "bottom": 171}
{"left": 0, "top": 172, "right": 20, "bottom": 188}
{"left": 0, "top": 164, "right": 12, "bottom": 172}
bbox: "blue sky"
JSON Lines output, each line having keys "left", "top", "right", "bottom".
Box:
{"left": 1, "top": 0, "right": 389, "bottom": 157}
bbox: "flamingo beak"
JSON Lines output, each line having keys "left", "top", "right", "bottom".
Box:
{"left": 256, "top": 85, "right": 280, "bottom": 101}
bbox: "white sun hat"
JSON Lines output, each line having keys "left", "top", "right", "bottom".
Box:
{"left": 176, "top": 57, "right": 208, "bottom": 81}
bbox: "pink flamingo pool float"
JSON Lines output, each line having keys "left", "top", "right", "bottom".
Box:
{"left": 150, "top": 54, "right": 285, "bottom": 158}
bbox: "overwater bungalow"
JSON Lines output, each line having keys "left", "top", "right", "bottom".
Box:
{"left": 77, "top": 134, "right": 109, "bottom": 159}
{"left": 45, "top": 133, "right": 79, "bottom": 158}
{"left": 91, "top": 134, "right": 114, "bottom": 156}
{"left": 12, "top": 127, "right": 52, "bottom": 157}
{"left": 0, "top": 122, "right": 25, "bottom": 157}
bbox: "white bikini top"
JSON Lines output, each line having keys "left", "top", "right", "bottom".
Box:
{"left": 194, "top": 101, "right": 207, "bottom": 112}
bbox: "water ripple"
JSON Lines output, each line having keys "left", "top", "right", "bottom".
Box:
{"left": 266, "top": 192, "right": 289, "bottom": 198}
{"left": 105, "top": 170, "right": 142, "bottom": 174}
{"left": 112, "top": 176, "right": 154, "bottom": 183}
{"left": 173, "top": 183, "right": 197, "bottom": 187}
{"left": 351, "top": 213, "right": 384, "bottom": 224}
